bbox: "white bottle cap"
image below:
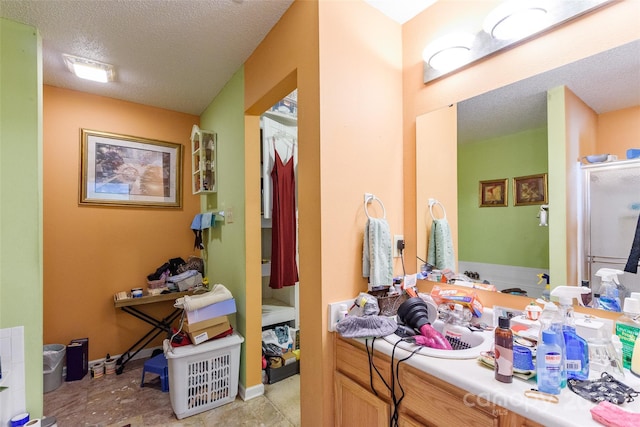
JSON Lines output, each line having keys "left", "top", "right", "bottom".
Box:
{"left": 623, "top": 297, "right": 640, "bottom": 315}
{"left": 631, "top": 292, "right": 640, "bottom": 302}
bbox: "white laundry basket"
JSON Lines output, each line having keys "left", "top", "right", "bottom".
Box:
{"left": 163, "top": 332, "right": 244, "bottom": 419}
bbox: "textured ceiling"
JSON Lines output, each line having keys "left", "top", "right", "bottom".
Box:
{"left": 0, "top": 0, "right": 294, "bottom": 115}
{"left": 1, "top": 0, "right": 638, "bottom": 134}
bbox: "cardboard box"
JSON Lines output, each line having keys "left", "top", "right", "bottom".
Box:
{"left": 186, "top": 298, "right": 236, "bottom": 324}
{"left": 184, "top": 315, "right": 228, "bottom": 333}
{"left": 186, "top": 318, "right": 231, "bottom": 345}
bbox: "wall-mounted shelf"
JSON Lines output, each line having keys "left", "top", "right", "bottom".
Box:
{"left": 190, "top": 125, "right": 217, "bottom": 194}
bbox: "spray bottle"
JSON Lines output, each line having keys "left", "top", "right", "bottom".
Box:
{"left": 538, "top": 273, "right": 551, "bottom": 301}
{"left": 550, "top": 286, "right": 590, "bottom": 380}
{"left": 537, "top": 299, "right": 566, "bottom": 388}
{"left": 595, "top": 268, "right": 623, "bottom": 312}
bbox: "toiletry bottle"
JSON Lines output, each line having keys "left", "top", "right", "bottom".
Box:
{"left": 590, "top": 293, "right": 601, "bottom": 309}
{"left": 581, "top": 281, "right": 592, "bottom": 307}
{"left": 615, "top": 297, "right": 640, "bottom": 369}
{"left": 494, "top": 316, "right": 513, "bottom": 383}
{"left": 537, "top": 330, "right": 562, "bottom": 395}
{"left": 550, "top": 285, "right": 590, "bottom": 380}
{"left": 596, "top": 268, "right": 623, "bottom": 312}
{"left": 538, "top": 273, "right": 551, "bottom": 301}
{"left": 538, "top": 301, "right": 567, "bottom": 387}
{"left": 631, "top": 332, "right": 640, "bottom": 377}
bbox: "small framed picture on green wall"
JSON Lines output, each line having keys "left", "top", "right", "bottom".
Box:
{"left": 479, "top": 178, "right": 508, "bottom": 207}
{"left": 513, "top": 173, "right": 548, "bottom": 206}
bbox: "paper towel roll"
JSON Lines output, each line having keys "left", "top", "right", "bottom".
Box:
{"left": 25, "top": 419, "right": 41, "bottom": 427}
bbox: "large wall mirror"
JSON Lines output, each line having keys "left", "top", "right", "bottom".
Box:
{"left": 420, "top": 39, "right": 640, "bottom": 302}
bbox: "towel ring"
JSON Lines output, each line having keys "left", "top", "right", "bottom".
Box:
{"left": 429, "top": 198, "right": 447, "bottom": 221}
{"left": 364, "top": 195, "right": 386, "bottom": 219}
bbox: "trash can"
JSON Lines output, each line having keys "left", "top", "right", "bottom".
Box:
{"left": 43, "top": 344, "right": 65, "bottom": 393}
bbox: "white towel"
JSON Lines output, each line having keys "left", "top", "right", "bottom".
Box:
{"left": 427, "top": 218, "right": 455, "bottom": 271}
{"left": 362, "top": 218, "right": 393, "bottom": 289}
{"left": 174, "top": 283, "right": 233, "bottom": 311}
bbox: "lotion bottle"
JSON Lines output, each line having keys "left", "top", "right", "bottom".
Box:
{"left": 494, "top": 316, "right": 513, "bottom": 383}
{"left": 537, "top": 330, "right": 562, "bottom": 395}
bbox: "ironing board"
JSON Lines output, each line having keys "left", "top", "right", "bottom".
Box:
{"left": 113, "top": 290, "right": 192, "bottom": 374}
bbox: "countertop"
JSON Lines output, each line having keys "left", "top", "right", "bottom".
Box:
{"left": 361, "top": 331, "right": 640, "bottom": 427}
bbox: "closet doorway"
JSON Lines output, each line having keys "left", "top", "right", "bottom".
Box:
{"left": 260, "top": 89, "right": 299, "bottom": 329}
{"left": 260, "top": 89, "right": 300, "bottom": 423}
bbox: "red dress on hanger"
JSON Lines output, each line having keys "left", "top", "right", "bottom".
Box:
{"left": 269, "top": 149, "right": 298, "bottom": 289}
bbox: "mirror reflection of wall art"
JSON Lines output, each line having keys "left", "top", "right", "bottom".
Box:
{"left": 514, "top": 173, "right": 548, "bottom": 206}
{"left": 479, "top": 178, "right": 508, "bottom": 207}
{"left": 80, "top": 129, "right": 183, "bottom": 208}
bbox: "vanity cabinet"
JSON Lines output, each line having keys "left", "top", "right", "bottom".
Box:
{"left": 335, "top": 337, "right": 543, "bottom": 427}
{"left": 190, "top": 125, "right": 217, "bottom": 194}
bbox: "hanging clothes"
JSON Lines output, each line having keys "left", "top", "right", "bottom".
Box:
{"left": 262, "top": 116, "right": 298, "bottom": 219}
{"left": 269, "top": 138, "right": 299, "bottom": 289}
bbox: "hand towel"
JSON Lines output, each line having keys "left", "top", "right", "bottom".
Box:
{"left": 427, "top": 218, "right": 455, "bottom": 271}
{"left": 624, "top": 213, "right": 640, "bottom": 274}
{"left": 362, "top": 218, "right": 393, "bottom": 289}
{"left": 591, "top": 401, "right": 640, "bottom": 427}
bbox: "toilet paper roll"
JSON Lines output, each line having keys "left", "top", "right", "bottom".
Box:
{"left": 25, "top": 419, "right": 41, "bottom": 427}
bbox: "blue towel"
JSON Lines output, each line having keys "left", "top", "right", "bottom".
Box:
{"left": 362, "top": 218, "right": 393, "bottom": 289}
{"left": 427, "top": 218, "right": 455, "bottom": 271}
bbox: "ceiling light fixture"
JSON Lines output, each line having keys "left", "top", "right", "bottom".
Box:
{"left": 63, "top": 54, "right": 115, "bottom": 83}
{"left": 422, "top": 33, "right": 475, "bottom": 72}
{"left": 483, "top": 1, "right": 550, "bottom": 41}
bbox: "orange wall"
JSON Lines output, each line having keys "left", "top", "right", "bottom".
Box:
{"left": 43, "top": 85, "right": 200, "bottom": 360}
{"left": 244, "top": 0, "right": 403, "bottom": 425}
{"left": 597, "top": 106, "right": 640, "bottom": 159}
{"left": 244, "top": 0, "right": 322, "bottom": 419}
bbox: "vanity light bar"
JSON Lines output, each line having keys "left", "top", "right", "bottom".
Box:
{"left": 423, "top": 0, "right": 612, "bottom": 84}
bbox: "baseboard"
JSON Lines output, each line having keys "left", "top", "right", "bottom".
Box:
{"left": 239, "top": 382, "right": 264, "bottom": 401}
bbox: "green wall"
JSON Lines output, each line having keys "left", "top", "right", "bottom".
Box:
{"left": 198, "top": 68, "right": 249, "bottom": 383}
{"left": 458, "top": 128, "right": 549, "bottom": 269}
{"left": 0, "top": 18, "right": 44, "bottom": 416}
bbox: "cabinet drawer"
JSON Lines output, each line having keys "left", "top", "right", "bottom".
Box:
{"left": 335, "top": 337, "right": 391, "bottom": 401}
{"left": 398, "top": 364, "right": 498, "bottom": 427}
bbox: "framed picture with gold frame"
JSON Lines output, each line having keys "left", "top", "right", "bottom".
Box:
{"left": 513, "top": 173, "right": 548, "bottom": 206}
{"left": 479, "top": 178, "right": 508, "bottom": 207}
{"left": 79, "top": 129, "right": 183, "bottom": 208}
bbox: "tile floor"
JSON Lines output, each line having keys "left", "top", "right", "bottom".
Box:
{"left": 43, "top": 358, "right": 300, "bottom": 427}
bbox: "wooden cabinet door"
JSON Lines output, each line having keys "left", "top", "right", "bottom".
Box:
{"left": 335, "top": 371, "right": 390, "bottom": 427}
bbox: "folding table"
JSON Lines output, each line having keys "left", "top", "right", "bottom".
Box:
{"left": 113, "top": 290, "right": 191, "bottom": 374}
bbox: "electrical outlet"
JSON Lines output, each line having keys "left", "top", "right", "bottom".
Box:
{"left": 393, "top": 234, "right": 404, "bottom": 258}
{"left": 327, "top": 299, "right": 355, "bottom": 332}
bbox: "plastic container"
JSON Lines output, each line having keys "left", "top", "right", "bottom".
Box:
{"left": 615, "top": 297, "right": 640, "bottom": 369}
{"left": 43, "top": 344, "right": 65, "bottom": 393}
{"left": 163, "top": 332, "right": 244, "bottom": 419}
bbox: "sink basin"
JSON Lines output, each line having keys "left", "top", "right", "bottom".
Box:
{"left": 383, "top": 320, "right": 493, "bottom": 359}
